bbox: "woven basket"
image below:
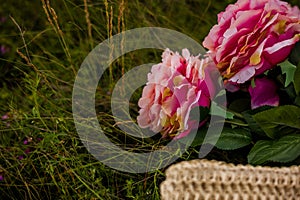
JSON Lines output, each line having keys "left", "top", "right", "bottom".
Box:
{"left": 160, "top": 159, "right": 300, "bottom": 200}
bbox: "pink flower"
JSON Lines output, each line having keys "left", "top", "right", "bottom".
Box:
{"left": 249, "top": 77, "right": 279, "bottom": 109}
{"left": 24, "top": 148, "right": 31, "bottom": 154}
{"left": 137, "top": 48, "right": 218, "bottom": 139}
{"left": 18, "top": 155, "right": 24, "bottom": 160}
{"left": 1, "top": 114, "right": 9, "bottom": 120}
{"left": 203, "top": 0, "right": 300, "bottom": 84}
{"left": 0, "top": 45, "right": 10, "bottom": 55}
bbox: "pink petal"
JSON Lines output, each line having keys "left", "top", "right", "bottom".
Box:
{"left": 264, "top": 35, "right": 299, "bottom": 64}
{"left": 173, "top": 120, "right": 197, "bottom": 140}
{"left": 224, "top": 81, "right": 240, "bottom": 92}
{"left": 234, "top": 10, "right": 262, "bottom": 30}
{"left": 229, "top": 65, "right": 256, "bottom": 83}
{"left": 137, "top": 109, "right": 151, "bottom": 128}
{"left": 265, "top": 35, "right": 299, "bottom": 54}
{"left": 249, "top": 77, "right": 279, "bottom": 109}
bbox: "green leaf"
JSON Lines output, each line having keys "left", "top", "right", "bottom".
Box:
{"left": 253, "top": 105, "right": 300, "bottom": 139}
{"left": 294, "top": 61, "right": 300, "bottom": 95}
{"left": 190, "top": 127, "right": 207, "bottom": 147}
{"left": 189, "top": 106, "right": 210, "bottom": 122}
{"left": 289, "top": 41, "right": 300, "bottom": 65}
{"left": 215, "top": 127, "right": 252, "bottom": 150}
{"left": 251, "top": 78, "right": 256, "bottom": 88}
{"left": 295, "top": 96, "right": 300, "bottom": 107}
{"left": 200, "top": 107, "right": 210, "bottom": 121}
{"left": 210, "top": 101, "right": 235, "bottom": 119}
{"left": 192, "top": 127, "right": 252, "bottom": 150}
{"left": 242, "top": 106, "right": 272, "bottom": 137}
{"left": 279, "top": 59, "right": 297, "bottom": 87}
{"left": 229, "top": 98, "right": 251, "bottom": 113}
{"left": 248, "top": 134, "right": 300, "bottom": 165}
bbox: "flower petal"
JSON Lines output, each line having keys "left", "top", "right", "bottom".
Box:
{"left": 249, "top": 77, "right": 279, "bottom": 109}
{"left": 229, "top": 65, "right": 256, "bottom": 83}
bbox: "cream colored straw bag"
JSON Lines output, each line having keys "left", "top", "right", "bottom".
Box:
{"left": 160, "top": 159, "right": 300, "bottom": 200}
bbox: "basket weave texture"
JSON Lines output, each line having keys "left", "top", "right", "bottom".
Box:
{"left": 160, "top": 159, "right": 300, "bottom": 200}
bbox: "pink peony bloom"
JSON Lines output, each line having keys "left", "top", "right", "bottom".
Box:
{"left": 249, "top": 77, "right": 279, "bottom": 109}
{"left": 137, "top": 48, "right": 218, "bottom": 139}
{"left": 203, "top": 0, "right": 300, "bottom": 84}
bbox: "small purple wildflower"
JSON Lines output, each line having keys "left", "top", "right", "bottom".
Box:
{"left": 1, "top": 114, "right": 9, "bottom": 120}
{"left": 24, "top": 148, "right": 30, "bottom": 154}
{"left": 0, "top": 45, "right": 9, "bottom": 55}
{"left": 0, "top": 175, "right": 3, "bottom": 181}
{"left": 18, "top": 155, "right": 24, "bottom": 160}
{"left": 23, "top": 137, "right": 33, "bottom": 145}
{"left": 0, "top": 16, "right": 6, "bottom": 23}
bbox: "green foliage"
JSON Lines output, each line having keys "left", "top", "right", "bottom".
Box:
{"left": 215, "top": 128, "right": 252, "bottom": 150}
{"left": 192, "top": 127, "right": 252, "bottom": 150}
{"left": 210, "top": 101, "right": 235, "bottom": 119}
{"left": 289, "top": 40, "right": 300, "bottom": 65}
{"left": 253, "top": 105, "right": 300, "bottom": 139}
{"left": 279, "top": 59, "right": 297, "bottom": 87}
{"left": 242, "top": 106, "right": 272, "bottom": 137}
{"left": 248, "top": 134, "right": 300, "bottom": 165}
{"left": 294, "top": 61, "right": 300, "bottom": 95}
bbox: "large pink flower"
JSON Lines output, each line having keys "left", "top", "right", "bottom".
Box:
{"left": 137, "top": 48, "right": 218, "bottom": 139}
{"left": 203, "top": 0, "right": 300, "bottom": 84}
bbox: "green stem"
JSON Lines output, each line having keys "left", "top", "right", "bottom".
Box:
{"left": 225, "top": 120, "right": 249, "bottom": 127}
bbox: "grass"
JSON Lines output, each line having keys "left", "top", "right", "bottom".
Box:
{"left": 0, "top": 0, "right": 299, "bottom": 199}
